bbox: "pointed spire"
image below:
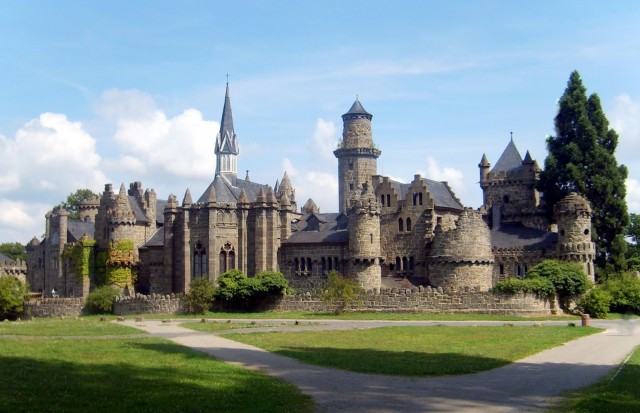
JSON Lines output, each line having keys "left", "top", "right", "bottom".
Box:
{"left": 343, "top": 97, "right": 372, "bottom": 120}
{"left": 256, "top": 187, "right": 267, "bottom": 203}
{"left": 302, "top": 198, "right": 319, "bottom": 214}
{"left": 280, "top": 192, "right": 291, "bottom": 207}
{"left": 166, "top": 194, "right": 178, "bottom": 210}
{"left": 491, "top": 137, "right": 523, "bottom": 173}
{"left": 110, "top": 183, "right": 135, "bottom": 223}
{"left": 245, "top": 170, "right": 250, "bottom": 182}
{"left": 523, "top": 150, "right": 533, "bottom": 163}
{"left": 480, "top": 153, "right": 490, "bottom": 166}
{"left": 267, "top": 186, "right": 278, "bottom": 204}
{"left": 277, "top": 171, "right": 295, "bottom": 201}
{"left": 219, "top": 82, "right": 235, "bottom": 141}
{"left": 274, "top": 179, "right": 280, "bottom": 193}
{"left": 207, "top": 184, "right": 216, "bottom": 204}
{"left": 182, "top": 188, "right": 192, "bottom": 207}
{"left": 238, "top": 188, "right": 249, "bottom": 204}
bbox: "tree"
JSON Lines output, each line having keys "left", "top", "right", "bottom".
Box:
{"left": 0, "top": 242, "right": 27, "bottom": 261}
{"left": 538, "top": 71, "right": 629, "bottom": 270}
{"left": 57, "top": 188, "right": 99, "bottom": 221}
{"left": 0, "top": 277, "right": 29, "bottom": 320}
{"left": 627, "top": 213, "right": 640, "bottom": 260}
{"left": 320, "top": 271, "right": 364, "bottom": 315}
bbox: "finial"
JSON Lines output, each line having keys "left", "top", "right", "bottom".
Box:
{"left": 510, "top": 131, "right": 513, "bottom": 141}
{"left": 226, "top": 73, "right": 229, "bottom": 84}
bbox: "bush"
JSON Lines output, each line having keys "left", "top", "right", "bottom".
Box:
{"left": 213, "top": 270, "right": 291, "bottom": 310}
{"left": 527, "top": 260, "right": 590, "bottom": 297}
{"left": 0, "top": 277, "right": 29, "bottom": 320}
{"left": 578, "top": 288, "right": 612, "bottom": 318}
{"left": 491, "top": 276, "right": 555, "bottom": 297}
{"left": 321, "top": 271, "right": 364, "bottom": 315}
{"left": 185, "top": 278, "right": 215, "bottom": 314}
{"left": 603, "top": 272, "right": 640, "bottom": 314}
{"left": 85, "top": 286, "right": 120, "bottom": 314}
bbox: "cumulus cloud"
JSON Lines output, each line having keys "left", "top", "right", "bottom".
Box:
{"left": 282, "top": 157, "right": 338, "bottom": 213}
{"left": 308, "top": 118, "right": 338, "bottom": 160}
{"left": 627, "top": 178, "right": 640, "bottom": 214}
{"left": 421, "top": 156, "right": 465, "bottom": 190}
{"left": 104, "top": 89, "right": 217, "bottom": 181}
{"left": 611, "top": 94, "right": 640, "bottom": 151}
{"left": 0, "top": 200, "right": 51, "bottom": 243}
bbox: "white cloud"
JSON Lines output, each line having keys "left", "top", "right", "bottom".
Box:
{"left": 421, "top": 156, "right": 465, "bottom": 191}
{"left": 0, "top": 200, "right": 51, "bottom": 243}
{"left": 282, "top": 157, "right": 338, "bottom": 213}
{"left": 612, "top": 94, "right": 640, "bottom": 150}
{"left": 627, "top": 178, "right": 640, "bottom": 214}
{"left": 106, "top": 90, "right": 217, "bottom": 181}
{"left": 308, "top": 118, "right": 338, "bottom": 160}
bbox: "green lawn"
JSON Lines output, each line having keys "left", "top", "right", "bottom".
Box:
{"left": 182, "top": 320, "right": 287, "bottom": 332}
{"left": 0, "top": 317, "right": 141, "bottom": 336}
{"left": 226, "top": 325, "right": 599, "bottom": 376}
{"left": 0, "top": 322, "right": 313, "bottom": 413}
{"left": 552, "top": 346, "right": 640, "bottom": 412}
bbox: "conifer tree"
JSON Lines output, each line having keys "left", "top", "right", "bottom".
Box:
{"left": 539, "top": 71, "right": 629, "bottom": 270}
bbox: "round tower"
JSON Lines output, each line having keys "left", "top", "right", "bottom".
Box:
{"left": 554, "top": 192, "right": 596, "bottom": 282}
{"left": 428, "top": 209, "right": 494, "bottom": 292}
{"left": 78, "top": 195, "right": 100, "bottom": 223}
{"left": 334, "top": 99, "right": 381, "bottom": 213}
{"left": 347, "top": 182, "right": 382, "bottom": 291}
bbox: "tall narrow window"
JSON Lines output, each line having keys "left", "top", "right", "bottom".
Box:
{"left": 307, "top": 257, "right": 312, "bottom": 272}
{"left": 395, "top": 256, "right": 401, "bottom": 271}
{"left": 386, "top": 194, "right": 390, "bottom": 207}
{"left": 294, "top": 257, "right": 299, "bottom": 271}
{"left": 398, "top": 218, "right": 404, "bottom": 232}
{"left": 321, "top": 257, "right": 326, "bottom": 272}
{"left": 219, "top": 251, "right": 227, "bottom": 273}
{"left": 419, "top": 193, "right": 423, "bottom": 205}
{"left": 409, "top": 256, "right": 415, "bottom": 271}
{"left": 229, "top": 251, "right": 235, "bottom": 270}
{"left": 193, "top": 241, "right": 207, "bottom": 278}
{"left": 381, "top": 195, "right": 385, "bottom": 205}
{"left": 406, "top": 218, "right": 412, "bottom": 232}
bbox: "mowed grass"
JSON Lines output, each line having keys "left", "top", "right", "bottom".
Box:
{"left": 183, "top": 321, "right": 286, "bottom": 332}
{"left": 227, "top": 325, "right": 599, "bottom": 376}
{"left": 0, "top": 317, "right": 141, "bottom": 336}
{"left": 0, "top": 324, "right": 313, "bottom": 413}
{"left": 552, "top": 346, "right": 640, "bottom": 412}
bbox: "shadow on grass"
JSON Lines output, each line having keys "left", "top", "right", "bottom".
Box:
{"left": 270, "top": 346, "right": 510, "bottom": 375}
{"left": 0, "top": 345, "right": 312, "bottom": 413}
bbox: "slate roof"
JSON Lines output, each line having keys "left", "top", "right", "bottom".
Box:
{"left": 283, "top": 213, "right": 349, "bottom": 244}
{"left": 387, "top": 178, "right": 464, "bottom": 211}
{"left": 156, "top": 199, "right": 167, "bottom": 224}
{"left": 128, "top": 196, "right": 148, "bottom": 224}
{"left": 491, "top": 139, "right": 523, "bottom": 173}
{"left": 67, "top": 221, "right": 95, "bottom": 242}
{"left": 491, "top": 223, "right": 557, "bottom": 249}
{"left": 344, "top": 98, "right": 371, "bottom": 116}
{"left": 0, "top": 252, "right": 12, "bottom": 262}
{"left": 140, "top": 227, "right": 165, "bottom": 248}
{"left": 197, "top": 174, "right": 271, "bottom": 204}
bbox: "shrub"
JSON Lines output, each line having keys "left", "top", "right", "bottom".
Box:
{"left": 321, "top": 271, "right": 364, "bottom": 315}
{"left": 0, "top": 277, "right": 29, "bottom": 320}
{"left": 213, "top": 270, "right": 291, "bottom": 310}
{"left": 527, "top": 260, "right": 590, "bottom": 297}
{"left": 85, "top": 286, "right": 120, "bottom": 314}
{"left": 491, "top": 276, "right": 556, "bottom": 297}
{"left": 185, "top": 278, "right": 216, "bottom": 314}
{"left": 603, "top": 272, "right": 640, "bottom": 314}
{"left": 578, "top": 288, "right": 612, "bottom": 318}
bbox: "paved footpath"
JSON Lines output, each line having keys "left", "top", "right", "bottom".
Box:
{"left": 119, "top": 318, "right": 640, "bottom": 413}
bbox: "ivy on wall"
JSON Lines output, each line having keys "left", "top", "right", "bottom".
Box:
{"left": 105, "top": 239, "right": 136, "bottom": 288}
{"left": 62, "top": 236, "right": 96, "bottom": 283}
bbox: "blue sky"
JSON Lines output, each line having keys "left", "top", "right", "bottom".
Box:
{"left": 1, "top": 1, "right": 639, "bottom": 244}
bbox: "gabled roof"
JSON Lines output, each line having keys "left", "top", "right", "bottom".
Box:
{"left": 386, "top": 178, "right": 464, "bottom": 211}
{"left": 0, "top": 252, "right": 13, "bottom": 262}
{"left": 140, "top": 227, "right": 165, "bottom": 248}
{"left": 284, "top": 213, "right": 348, "bottom": 244}
{"left": 197, "top": 174, "right": 271, "bottom": 204}
{"left": 128, "top": 196, "right": 149, "bottom": 224}
{"left": 491, "top": 138, "right": 523, "bottom": 173}
{"left": 67, "top": 221, "right": 95, "bottom": 242}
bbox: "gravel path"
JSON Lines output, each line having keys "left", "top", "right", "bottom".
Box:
{"left": 119, "top": 318, "right": 640, "bottom": 412}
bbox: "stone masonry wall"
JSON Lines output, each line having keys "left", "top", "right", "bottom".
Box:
{"left": 273, "top": 288, "right": 554, "bottom": 316}
{"left": 23, "top": 298, "right": 86, "bottom": 318}
{"left": 113, "top": 294, "right": 187, "bottom": 315}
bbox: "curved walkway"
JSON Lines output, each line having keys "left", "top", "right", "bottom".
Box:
{"left": 118, "top": 318, "right": 640, "bottom": 412}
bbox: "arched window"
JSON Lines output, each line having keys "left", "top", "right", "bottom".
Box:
{"left": 396, "top": 256, "right": 401, "bottom": 271}
{"left": 307, "top": 257, "right": 312, "bottom": 272}
{"left": 419, "top": 193, "right": 423, "bottom": 205}
{"left": 321, "top": 257, "right": 326, "bottom": 272}
{"left": 499, "top": 264, "right": 504, "bottom": 275}
{"left": 219, "top": 251, "right": 227, "bottom": 274}
{"left": 402, "top": 257, "right": 408, "bottom": 272}
{"left": 386, "top": 194, "right": 390, "bottom": 207}
{"left": 219, "top": 242, "right": 234, "bottom": 274}
{"left": 413, "top": 193, "right": 418, "bottom": 206}
{"left": 398, "top": 218, "right": 404, "bottom": 232}
{"left": 294, "top": 257, "right": 300, "bottom": 271}
{"left": 228, "top": 251, "right": 235, "bottom": 270}
{"left": 409, "top": 256, "right": 415, "bottom": 271}
{"left": 327, "top": 257, "right": 332, "bottom": 271}
{"left": 300, "top": 258, "right": 306, "bottom": 271}
{"left": 503, "top": 195, "right": 510, "bottom": 204}
{"left": 193, "top": 241, "right": 207, "bottom": 278}
{"left": 334, "top": 257, "right": 339, "bottom": 270}
{"left": 381, "top": 195, "right": 385, "bottom": 206}
{"left": 406, "top": 218, "right": 412, "bottom": 232}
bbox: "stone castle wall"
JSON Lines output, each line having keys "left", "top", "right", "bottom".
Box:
{"left": 113, "top": 294, "right": 187, "bottom": 315}
{"left": 23, "top": 298, "right": 85, "bottom": 318}
{"left": 272, "top": 288, "right": 554, "bottom": 316}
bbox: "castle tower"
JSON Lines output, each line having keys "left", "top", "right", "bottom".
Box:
{"left": 78, "top": 196, "right": 100, "bottom": 223}
{"left": 334, "top": 99, "right": 381, "bottom": 213}
{"left": 214, "top": 82, "right": 240, "bottom": 184}
{"left": 347, "top": 182, "right": 382, "bottom": 291}
{"left": 554, "top": 192, "right": 596, "bottom": 282}
{"left": 428, "top": 209, "right": 494, "bottom": 292}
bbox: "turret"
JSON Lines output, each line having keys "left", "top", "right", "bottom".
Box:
{"left": 479, "top": 153, "right": 490, "bottom": 184}
{"left": 78, "top": 195, "right": 100, "bottom": 223}
{"left": 554, "top": 192, "right": 596, "bottom": 281}
{"left": 334, "top": 98, "right": 381, "bottom": 213}
{"left": 347, "top": 182, "right": 382, "bottom": 291}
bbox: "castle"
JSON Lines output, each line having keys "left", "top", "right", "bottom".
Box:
{"left": 26, "top": 85, "right": 596, "bottom": 298}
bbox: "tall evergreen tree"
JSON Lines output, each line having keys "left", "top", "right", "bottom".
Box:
{"left": 539, "top": 71, "right": 629, "bottom": 270}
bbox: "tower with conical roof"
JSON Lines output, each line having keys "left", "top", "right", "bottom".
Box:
{"left": 334, "top": 99, "right": 381, "bottom": 213}
{"left": 214, "top": 83, "right": 240, "bottom": 184}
